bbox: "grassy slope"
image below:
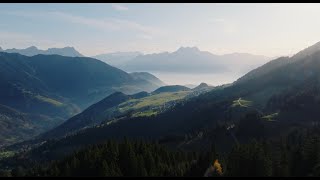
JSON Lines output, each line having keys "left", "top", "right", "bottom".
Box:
{"left": 34, "top": 95, "right": 64, "bottom": 107}
{"left": 117, "top": 91, "right": 190, "bottom": 117}
{"left": 0, "top": 105, "right": 64, "bottom": 147}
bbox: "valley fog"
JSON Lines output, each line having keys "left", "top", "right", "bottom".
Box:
{"left": 150, "top": 71, "right": 245, "bottom": 86}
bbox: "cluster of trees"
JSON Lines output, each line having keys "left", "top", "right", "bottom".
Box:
{"left": 3, "top": 113, "right": 320, "bottom": 177}
{"left": 23, "top": 139, "right": 208, "bottom": 177}
{"left": 226, "top": 127, "right": 320, "bottom": 176}
{"left": 2, "top": 127, "right": 320, "bottom": 177}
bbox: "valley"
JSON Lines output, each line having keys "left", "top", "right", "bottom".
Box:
{"left": 0, "top": 40, "right": 320, "bottom": 174}
{"left": 2, "top": 42, "right": 320, "bottom": 176}
{"left": 1, "top": 3, "right": 320, "bottom": 177}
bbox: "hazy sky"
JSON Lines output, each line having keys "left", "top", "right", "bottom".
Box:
{"left": 1, "top": 3, "right": 320, "bottom": 57}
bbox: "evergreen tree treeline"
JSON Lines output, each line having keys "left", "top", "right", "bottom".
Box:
{"left": 4, "top": 127, "right": 320, "bottom": 177}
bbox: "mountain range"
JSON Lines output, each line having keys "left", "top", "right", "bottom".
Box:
{"left": 0, "top": 46, "right": 84, "bottom": 57}
{"left": 3, "top": 41, "right": 320, "bottom": 177}
{"left": 0, "top": 52, "right": 163, "bottom": 146}
{"left": 91, "top": 51, "right": 142, "bottom": 67}
{"left": 1, "top": 46, "right": 270, "bottom": 77}
{"left": 6, "top": 40, "right": 320, "bottom": 162}
{"left": 93, "top": 47, "right": 270, "bottom": 75}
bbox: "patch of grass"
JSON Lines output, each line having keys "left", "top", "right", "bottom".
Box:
{"left": 0, "top": 151, "right": 15, "bottom": 159}
{"left": 22, "top": 122, "right": 35, "bottom": 129}
{"left": 262, "top": 113, "right": 279, "bottom": 122}
{"left": 5, "top": 136, "right": 18, "bottom": 143}
{"left": 34, "top": 95, "right": 63, "bottom": 107}
{"left": 115, "top": 91, "right": 190, "bottom": 118}
{"left": 232, "top": 98, "right": 252, "bottom": 107}
{"left": 118, "top": 91, "right": 189, "bottom": 112}
{"left": 132, "top": 110, "right": 158, "bottom": 117}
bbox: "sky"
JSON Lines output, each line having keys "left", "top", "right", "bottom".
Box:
{"left": 1, "top": 3, "right": 320, "bottom": 58}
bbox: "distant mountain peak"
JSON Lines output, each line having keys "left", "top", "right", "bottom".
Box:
{"left": 26, "top": 46, "right": 38, "bottom": 50}
{"left": 225, "top": 52, "right": 251, "bottom": 56}
{"left": 176, "top": 46, "right": 200, "bottom": 53}
{"left": 109, "top": 91, "right": 126, "bottom": 97}
{"left": 198, "top": 82, "right": 209, "bottom": 88}
{"left": 65, "top": 46, "right": 75, "bottom": 49}
{"left": 193, "top": 82, "right": 213, "bottom": 91}
{"left": 48, "top": 46, "right": 75, "bottom": 50}
{"left": 130, "top": 91, "right": 150, "bottom": 99}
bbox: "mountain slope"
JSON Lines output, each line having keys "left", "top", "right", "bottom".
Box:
{"left": 234, "top": 56, "right": 290, "bottom": 84}
{"left": 16, "top": 41, "right": 320, "bottom": 153}
{"left": 0, "top": 104, "right": 64, "bottom": 147}
{"left": 0, "top": 52, "right": 162, "bottom": 146}
{"left": 40, "top": 89, "right": 191, "bottom": 140}
{"left": 0, "top": 52, "right": 78, "bottom": 118}
{"left": 5, "top": 42, "right": 320, "bottom": 174}
{"left": 37, "top": 81, "right": 221, "bottom": 144}
{"left": 27, "top": 54, "right": 133, "bottom": 108}
{"left": 0, "top": 52, "right": 161, "bottom": 109}
{"left": 41, "top": 92, "right": 132, "bottom": 139}
{"left": 130, "top": 72, "right": 166, "bottom": 87}
{"left": 291, "top": 41, "right": 320, "bottom": 61}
